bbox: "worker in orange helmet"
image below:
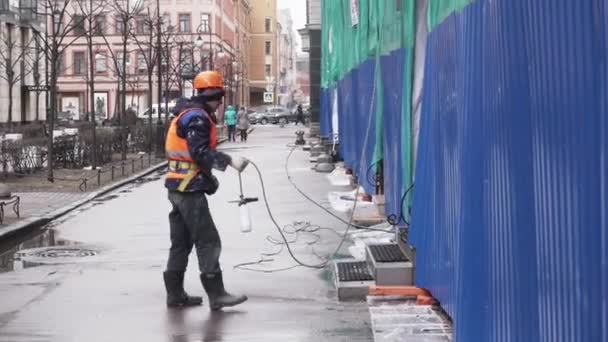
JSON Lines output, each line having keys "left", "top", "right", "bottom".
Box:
{"left": 163, "top": 71, "right": 248, "bottom": 310}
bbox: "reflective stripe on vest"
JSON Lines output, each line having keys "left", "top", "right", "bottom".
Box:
{"left": 165, "top": 108, "right": 217, "bottom": 190}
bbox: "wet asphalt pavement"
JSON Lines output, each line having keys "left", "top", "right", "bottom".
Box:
{"left": 0, "top": 125, "right": 372, "bottom": 342}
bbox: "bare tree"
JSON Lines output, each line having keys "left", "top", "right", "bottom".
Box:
{"left": 159, "top": 23, "right": 177, "bottom": 117}
{"left": 159, "top": 24, "right": 193, "bottom": 117}
{"left": 0, "top": 25, "right": 37, "bottom": 126}
{"left": 97, "top": 0, "right": 145, "bottom": 160}
{"left": 129, "top": 7, "right": 159, "bottom": 152}
{"left": 73, "top": 0, "right": 108, "bottom": 168}
{"left": 35, "top": 0, "right": 88, "bottom": 181}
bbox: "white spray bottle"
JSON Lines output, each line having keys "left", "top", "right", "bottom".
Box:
{"left": 233, "top": 172, "right": 257, "bottom": 233}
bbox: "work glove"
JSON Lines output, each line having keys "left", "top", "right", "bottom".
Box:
{"left": 230, "top": 156, "right": 249, "bottom": 173}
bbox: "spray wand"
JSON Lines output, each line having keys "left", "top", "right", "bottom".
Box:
{"left": 229, "top": 172, "right": 258, "bottom": 233}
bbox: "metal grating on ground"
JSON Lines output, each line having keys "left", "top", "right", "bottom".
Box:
{"left": 369, "top": 244, "right": 409, "bottom": 263}
{"left": 337, "top": 261, "right": 374, "bottom": 282}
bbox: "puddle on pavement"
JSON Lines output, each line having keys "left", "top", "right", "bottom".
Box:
{"left": 132, "top": 171, "right": 165, "bottom": 187}
{"left": 0, "top": 228, "right": 92, "bottom": 273}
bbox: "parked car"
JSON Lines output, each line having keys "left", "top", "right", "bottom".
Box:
{"left": 246, "top": 105, "right": 294, "bottom": 125}
{"left": 138, "top": 102, "right": 176, "bottom": 120}
{"left": 265, "top": 106, "right": 292, "bottom": 124}
{"left": 247, "top": 106, "right": 270, "bottom": 125}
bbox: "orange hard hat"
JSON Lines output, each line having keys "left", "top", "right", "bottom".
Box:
{"left": 193, "top": 71, "right": 224, "bottom": 90}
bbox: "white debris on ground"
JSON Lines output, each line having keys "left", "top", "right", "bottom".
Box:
{"left": 368, "top": 296, "right": 453, "bottom": 342}
{"left": 326, "top": 166, "right": 352, "bottom": 186}
{"left": 347, "top": 224, "right": 394, "bottom": 260}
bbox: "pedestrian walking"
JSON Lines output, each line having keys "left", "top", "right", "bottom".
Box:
{"left": 295, "top": 104, "right": 305, "bottom": 126}
{"left": 163, "top": 71, "right": 249, "bottom": 310}
{"left": 237, "top": 106, "right": 250, "bottom": 142}
{"left": 224, "top": 105, "right": 237, "bottom": 142}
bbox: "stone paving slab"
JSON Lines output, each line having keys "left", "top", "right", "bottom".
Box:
{"left": 12, "top": 192, "right": 90, "bottom": 220}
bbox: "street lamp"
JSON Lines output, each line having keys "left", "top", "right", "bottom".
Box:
{"left": 195, "top": 35, "right": 204, "bottom": 48}
{"left": 52, "top": 10, "right": 61, "bottom": 33}
{"left": 193, "top": 22, "right": 214, "bottom": 70}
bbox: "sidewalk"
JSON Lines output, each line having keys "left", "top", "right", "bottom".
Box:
{"left": 0, "top": 124, "right": 372, "bottom": 341}
{"left": 0, "top": 130, "right": 241, "bottom": 241}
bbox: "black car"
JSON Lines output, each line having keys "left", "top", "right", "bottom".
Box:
{"left": 265, "top": 106, "right": 292, "bottom": 124}
{"left": 248, "top": 106, "right": 291, "bottom": 125}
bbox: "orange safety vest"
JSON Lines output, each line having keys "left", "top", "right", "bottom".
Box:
{"left": 165, "top": 108, "right": 217, "bottom": 191}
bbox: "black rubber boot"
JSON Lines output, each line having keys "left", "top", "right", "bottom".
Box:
{"left": 163, "top": 271, "right": 203, "bottom": 307}
{"left": 200, "top": 272, "right": 247, "bottom": 311}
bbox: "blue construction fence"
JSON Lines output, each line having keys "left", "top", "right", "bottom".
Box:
{"left": 320, "top": 0, "right": 608, "bottom": 342}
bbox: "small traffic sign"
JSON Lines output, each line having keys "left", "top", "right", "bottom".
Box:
{"left": 263, "top": 92, "right": 274, "bottom": 103}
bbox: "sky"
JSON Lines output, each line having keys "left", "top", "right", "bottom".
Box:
{"left": 278, "top": 0, "right": 308, "bottom": 40}
{"left": 278, "top": 0, "right": 307, "bottom": 29}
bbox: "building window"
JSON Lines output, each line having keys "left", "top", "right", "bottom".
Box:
{"left": 200, "top": 13, "right": 210, "bottom": 32}
{"left": 265, "top": 64, "right": 271, "bottom": 77}
{"left": 265, "top": 41, "right": 271, "bottom": 55}
{"left": 181, "top": 48, "right": 192, "bottom": 65}
{"left": 160, "top": 53, "right": 168, "bottom": 72}
{"left": 19, "top": 0, "right": 38, "bottom": 21}
{"left": 57, "top": 52, "right": 65, "bottom": 75}
{"left": 178, "top": 13, "right": 191, "bottom": 33}
{"left": 116, "top": 17, "right": 125, "bottom": 34}
{"left": 117, "top": 51, "right": 131, "bottom": 74}
{"left": 73, "top": 15, "right": 85, "bottom": 35}
{"left": 94, "top": 15, "right": 106, "bottom": 35}
{"left": 265, "top": 17, "right": 271, "bottom": 33}
{"left": 73, "top": 51, "right": 86, "bottom": 75}
{"left": 136, "top": 16, "right": 150, "bottom": 34}
{"left": 137, "top": 51, "right": 147, "bottom": 73}
{"left": 95, "top": 53, "right": 107, "bottom": 73}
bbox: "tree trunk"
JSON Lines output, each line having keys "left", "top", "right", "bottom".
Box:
{"left": 35, "top": 91, "right": 40, "bottom": 122}
{"left": 121, "top": 48, "right": 127, "bottom": 160}
{"left": 147, "top": 72, "right": 153, "bottom": 153}
{"left": 120, "top": 4, "right": 128, "bottom": 161}
{"left": 7, "top": 82, "right": 13, "bottom": 127}
{"left": 88, "top": 35, "right": 97, "bottom": 169}
{"left": 47, "top": 57, "right": 57, "bottom": 181}
{"left": 7, "top": 25, "right": 13, "bottom": 127}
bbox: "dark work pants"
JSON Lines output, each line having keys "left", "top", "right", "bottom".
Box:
{"left": 239, "top": 129, "right": 248, "bottom": 142}
{"left": 227, "top": 125, "right": 236, "bottom": 142}
{"left": 166, "top": 191, "right": 221, "bottom": 275}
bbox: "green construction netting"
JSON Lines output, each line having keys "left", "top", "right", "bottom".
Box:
{"left": 321, "top": 0, "right": 416, "bottom": 214}
{"left": 321, "top": 0, "right": 416, "bottom": 89}
{"left": 427, "top": 0, "right": 476, "bottom": 31}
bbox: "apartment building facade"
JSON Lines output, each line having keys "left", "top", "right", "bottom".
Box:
{"left": 276, "top": 8, "right": 296, "bottom": 108}
{"left": 56, "top": 0, "right": 250, "bottom": 120}
{"left": 0, "top": 0, "right": 46, "bottom": 124}
{"left": 248, "top": 0, "right": 276, "bottom": 106}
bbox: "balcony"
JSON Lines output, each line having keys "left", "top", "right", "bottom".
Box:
{"left": 19, "top": 0, "right": 39, "bottom": 24}
{"left": 0, "top": 0, "right": 17, "bottom": 19}
{"left": 0, "top": 0, "right": 41, "bottom": 26}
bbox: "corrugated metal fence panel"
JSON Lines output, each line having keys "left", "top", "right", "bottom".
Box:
{"left": 382, "top": 49, "right": 407, "bottom": 221}
{"left": 335, "top": 59, "right": 378, "bottom": 194}
{"left": 411, "top": 0, "right": 608, "bottom": 341}
{"left": 355, "top": 59, "right": 378, "bottom": 194}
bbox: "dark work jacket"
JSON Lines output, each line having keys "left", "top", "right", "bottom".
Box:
{"left": 165, "top": 102, "right": 231, "bottom": 193}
